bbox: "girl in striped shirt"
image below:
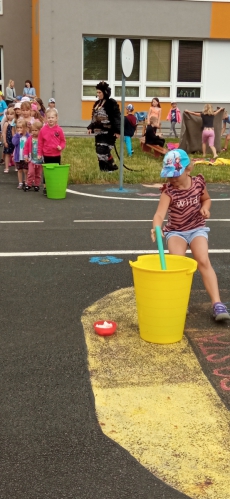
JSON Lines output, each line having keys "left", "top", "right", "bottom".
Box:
{"left": 151, "top": 149, "right": 230, "bottom": 321}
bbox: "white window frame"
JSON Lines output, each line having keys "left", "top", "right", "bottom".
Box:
{"left": 0, "top": 0, "right": 3, "bottom": 15}
{"left": 174, "top": 39, "right": 203, "bottom": 102}
{"left": 145, "top": 38, "right": 172, "bottom": 101}
{"left": 82, "top": 36, "right": 110, "bottom": 100}
{"left": 82, "top": 36, "right": 204, "bottom": 103}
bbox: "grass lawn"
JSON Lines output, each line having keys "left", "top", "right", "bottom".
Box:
{"left": 62, "top": 137, "right": 230, "bottom": 185}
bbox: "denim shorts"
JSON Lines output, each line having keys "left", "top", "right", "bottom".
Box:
{"left": 164, "top": 227, "right": 210, "bottom": 246}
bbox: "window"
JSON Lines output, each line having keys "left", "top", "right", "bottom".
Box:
{"left": 115, "top": 38, "right": 140, "bottom": 81}
{"left": 83, "top": 37, "right": 108, "bottom": 80}
{"left": 82, "top": 37, "right": 204, "bottom": 101}
{"left": 115, "top": 86, "right": 139, "bottom": 97}
{"left": 147, "top": 40, "right": 171, "bottom": 82}
{"left": 0, "top": 0, "right": 3, "bottom": 15}
{"left": 177, "top": 41, "right": 203, "bottom": 82}
{"left": 146, "top": 87, "right": 170, "bottom": 98}
{"left": 177, "top": 87, "right": 200, "bottom": 98}
{"left": 83, "top": 86, "right": 97, "bottom": 97}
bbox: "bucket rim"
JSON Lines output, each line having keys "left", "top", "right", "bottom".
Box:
{"left": 129, "top": 260, "right": 197, "bottom": 274}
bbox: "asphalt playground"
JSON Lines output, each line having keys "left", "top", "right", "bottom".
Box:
{"left": 1, "top": 168, "right": 230, "bottom": 499}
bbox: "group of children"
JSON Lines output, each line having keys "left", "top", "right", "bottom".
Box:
{"left": 1, "top": 89, "right": 229, "bottom": 322}
{"left": 123, "top": 99, "right": 181, "bottom": 156}
{"left": 0, "top": 95, "right": 65, "bottom": 194}
{"left": 123, "top": 99, "right": 180, "bottom": 157}
{"left": 147, "top": 98, "right": 181, "bottom": 138}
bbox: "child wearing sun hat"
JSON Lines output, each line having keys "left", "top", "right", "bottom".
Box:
{"left": 124, "top": 104, "right": 137, "bottom": 157}
{"left": 151, "top": 149, "right": 230, "bottom": 322}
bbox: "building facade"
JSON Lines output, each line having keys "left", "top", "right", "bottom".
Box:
{"left": 0, "top": 0, "right": 32, "bottom": 97}
{"left": 2, "top": 1, "right": 230, "bottom": 125}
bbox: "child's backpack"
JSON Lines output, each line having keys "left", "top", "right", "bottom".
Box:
{"left": 134, "top": 112, "right": 148, "bottom": 123}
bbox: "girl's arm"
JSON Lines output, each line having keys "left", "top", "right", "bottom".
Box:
{"left": 221, "top": 122, "right": 226, "bottom": 135}
{"left": 0, "top": 101, "right": 6, "bottom": 116}
{"left": 12, "top": 133, "right": 20, "bottom": 146}
{"left": 151, "top": 192, "right": 170, "bottom": 242}
{"left": 37, "top": 130, "right": 44, "bottom": 157}
{"left": 147, "top": 107, "right": 151, "bottom": 124}
{"left": 185, "top": 110, "right": 201, "bottom": 116}
{"left": 177, "top": 109, "right": 181, "bottom": 123}
{"left": 158, "top": 108, "right": 162, "bottom": 124}
{"left": 166, "top": 110, "right": 171, "bottom": 121}
{"left": 2, "top": 121, "right": 8, "bottom": 145}
{"left": 214, "top": 107, "right": 224, "bottom": 116}
{"left": 23, "top": 136, "right": 30, "bottom": 158}
{"left": 200, "top": 187, "right": 211, "bottom": 219}
{"left": 57, "top": 129, "right": 66, "bottom": 151}
{"left": 5, "top": 87, "right": 11, "bottom": 100}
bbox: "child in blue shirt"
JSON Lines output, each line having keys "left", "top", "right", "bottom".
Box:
{"left": 0, "top": 91, "right": 7, "bottom": 145}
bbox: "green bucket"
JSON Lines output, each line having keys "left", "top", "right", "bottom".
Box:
{"left": 43, "top": 164, "right": 70, "bottom": 199}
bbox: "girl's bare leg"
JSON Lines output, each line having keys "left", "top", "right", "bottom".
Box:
{"left": 4, "top": 154, "right": 10, "bottom": 171}
{"left": 167, "top": 236, "right": 188, "bottom": 256}
{"left": 224, "top": 134, "right": 230, "bottom": 149}
{"left": 190, "top": 236, "right": 221, "bottom": 304}
{"left": 210, "top": 146, "right": 217, "bottom": 158}
{"left": 23, "top": 169, "right": 28, "bottom": 184}
{"left": 17, "top": 169, "right": 23, "bottom": 184}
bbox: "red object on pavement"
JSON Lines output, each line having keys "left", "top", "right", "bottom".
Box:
{"left": 93, "top": 321, "right": 117, "bottom": 336}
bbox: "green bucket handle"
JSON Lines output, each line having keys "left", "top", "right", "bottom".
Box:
{"left": 155, "top": 226, "right": 167, "bottom": 270}
{"left": 43, "top": 163, "right": 70, "bottom": 169}
{"left": 43, "top": 163, "right": 59, "bottom": 170}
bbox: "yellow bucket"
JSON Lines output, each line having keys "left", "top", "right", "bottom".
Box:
{"left": 129, "top": 255, "right": 197, "bottom": 344}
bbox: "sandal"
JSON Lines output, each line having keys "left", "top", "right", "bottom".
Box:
{"left": 221, "top": 148, "right": 227, "bottom": 152}
{"left": 4, "top": 169, "right": 9, "bottom": 173}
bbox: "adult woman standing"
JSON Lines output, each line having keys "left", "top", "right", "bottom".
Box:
{"left": 23, "top": 80, "right": 36, "bottom": 99}
{"left": 87, "top": 81, "right": 120, "bottom": 172}
{"left": 186, "top": 104, "right": 224, "bottom": 159}
{"left": 5, "top": 80, "right": 17, "bottom": 106}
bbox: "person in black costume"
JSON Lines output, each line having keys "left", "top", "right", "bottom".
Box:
{"left": 145, "top": 116, "right": 165, "bottom": 148}
{"left": 87, "top": 81, "right": 120, "bottom": 172}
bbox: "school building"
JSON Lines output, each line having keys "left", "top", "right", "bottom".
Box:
{"left": 1, "top": 0, "right": 230, "bottom": 125}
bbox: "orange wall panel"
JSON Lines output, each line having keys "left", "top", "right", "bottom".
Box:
{"left": 210, "top": 2, "right": 230, "bottom": 38}
{"left": 32, "top": 0, "right": 40, "bottom": 96}
{"left": 82, "top": 101, "right": 170, "bottom": 121}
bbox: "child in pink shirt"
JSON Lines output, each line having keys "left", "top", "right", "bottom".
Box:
{"left": 24, "top": 120, "right": 43, "bottom": 191}
{"left": 38, "top": 108, "right": 65, "bottom": 159}
{"left": 38, "top": 108, "right": 66, "bottom": 195}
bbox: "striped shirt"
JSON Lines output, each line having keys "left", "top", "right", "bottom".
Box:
{"left": 162, "top": 174, "right": 206, "bottom": 233}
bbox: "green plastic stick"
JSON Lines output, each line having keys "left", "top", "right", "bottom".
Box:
{"left": 155, "top": 226, "right": 167, "bottom": 270}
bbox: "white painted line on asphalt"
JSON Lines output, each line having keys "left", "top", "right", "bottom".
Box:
{"left": 67, "top": 188, "right": 230, "bottom": 202}
{"left": 73, "top": 219, "right": 230, "bottom": 223}
{"left": 67, "top": 189, "right": 156, "bottom": 201}
{"left": 0, "top": 221, "right": 44, "bottom": 224}
{"left": 0, "top": 249, "right": 229, "bottom": 257}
